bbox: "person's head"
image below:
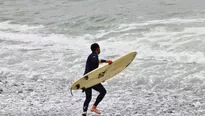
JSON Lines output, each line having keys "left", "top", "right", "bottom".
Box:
{"left": 91, "top": 43, "right": 100, "bottom": 54}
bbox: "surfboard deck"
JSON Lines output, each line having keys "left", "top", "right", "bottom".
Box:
{"left": 71, "top": 51, "right": 137, "bottom": 90}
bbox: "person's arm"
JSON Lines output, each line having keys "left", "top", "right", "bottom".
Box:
{"left": 99, "top": 59, "right": 112, "bottom": 65}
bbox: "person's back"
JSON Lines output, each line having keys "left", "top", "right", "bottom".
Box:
{"left": 84, "top": 52, "right": 99, "bottom": 75}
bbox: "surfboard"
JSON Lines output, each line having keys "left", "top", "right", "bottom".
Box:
{"left": 71, "top": 51, "right": 137, "bottom": 91}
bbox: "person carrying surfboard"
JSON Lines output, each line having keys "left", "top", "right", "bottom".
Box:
{"left": 82, "top": 43, "right": 112, "bottom": 116}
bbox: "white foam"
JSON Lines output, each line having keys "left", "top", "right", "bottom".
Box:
{"left": 147, "top": 18, "right": 205, "bottom": 24}
{"left": 0, "top": 30, "right": 93, "bottom": 58}
{"left": 183, "top": 27, "right": 205, "bottom": 35}
{"left": 1, "top": 18, "right": 205, "bottom": 116}
{"left": 0, "top": 21, "right": 44, "bottom": 32}
{"left": 95, "top": 33, "right": 205, "bottom": 64}
{"left": 137, "top": 46, "right": 205, "bottom": 64}
{"left": 93, "top": 18, "right": 205, "bottom": 43}
{"left": 118, "top": 18, "right": 205, "bottom": 30}
{"left": 1, "top": 18, "right": 205, "bottom": 65}
{"left": 94, "top": 18, "right": 205, "bottom": 64}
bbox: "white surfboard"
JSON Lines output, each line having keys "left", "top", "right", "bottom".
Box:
{"left": 71, "top": 51, "right": 137, "bottom": 91}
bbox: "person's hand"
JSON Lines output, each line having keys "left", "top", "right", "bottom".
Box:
{"left": 106, "top": 60, "right": 112, "bottom": 65}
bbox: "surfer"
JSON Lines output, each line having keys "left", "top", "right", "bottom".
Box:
{"left": 82, "top": 43, "right": 112, "bottom": 116}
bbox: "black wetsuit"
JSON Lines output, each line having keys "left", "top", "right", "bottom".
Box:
{"left": 83, "top": 52, "right": 107, "bottom": 112}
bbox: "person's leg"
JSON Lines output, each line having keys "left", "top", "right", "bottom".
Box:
{"left": 91, "top": 83, "right": 106, "bottom": 114}
{"left": 92, "top": 83, "right": 107, "bottom": 106}
{"left": 83, "top": 88, "right": 92, "bottom": 113}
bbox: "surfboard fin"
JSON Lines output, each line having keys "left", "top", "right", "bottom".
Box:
{"left": 70, "top": 87, "right": 73, "bottom": 96}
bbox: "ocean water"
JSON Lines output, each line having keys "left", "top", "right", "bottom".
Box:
{"left": 1, "top": 0, "right": 205, "bottom": 115}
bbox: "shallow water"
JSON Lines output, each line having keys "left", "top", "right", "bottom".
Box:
{"left": 1, "top": 0, "right": 205, "bottom": 115}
